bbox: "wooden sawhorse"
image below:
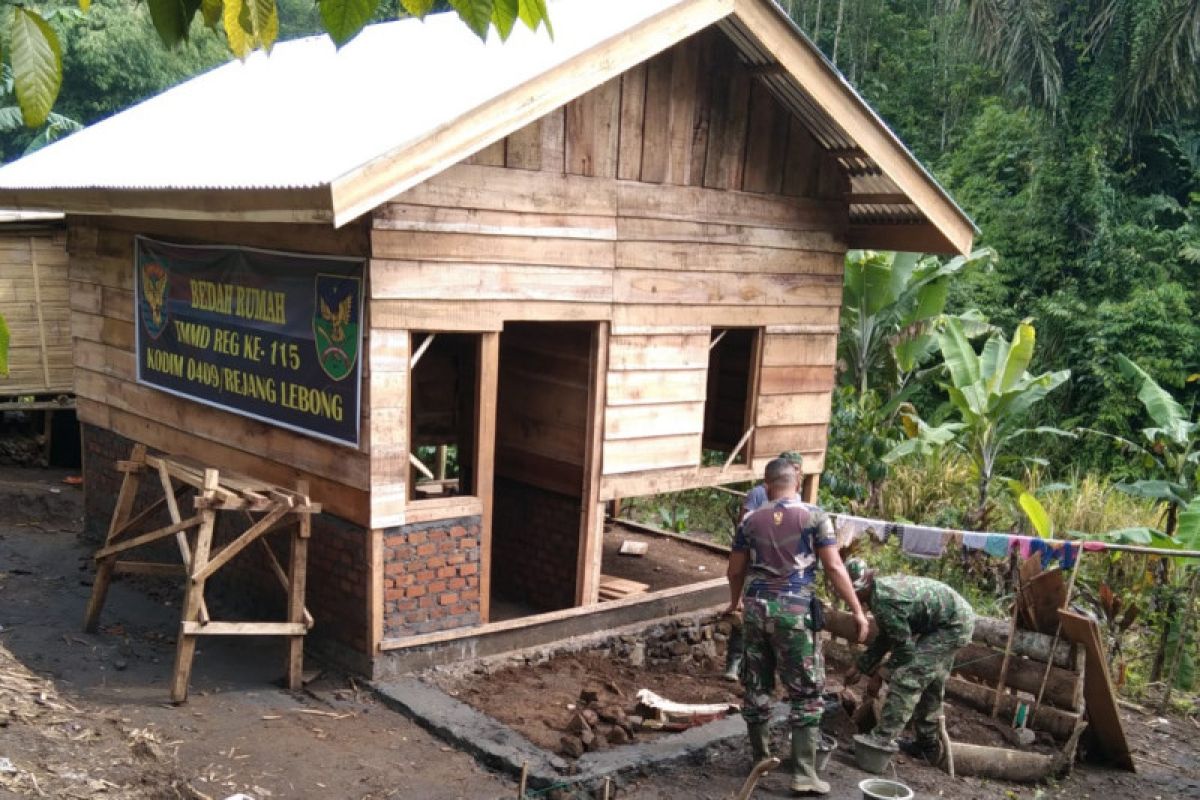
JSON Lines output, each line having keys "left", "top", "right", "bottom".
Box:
{"left": 83, "top": 444, "right": 321, "bottom": 702}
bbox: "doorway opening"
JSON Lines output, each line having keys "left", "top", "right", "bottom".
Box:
{"left": 489, "top": 322, "right": 598, "bottom": 622}
{"left": 702, "top": 328, "right": 760, "bottom": 466}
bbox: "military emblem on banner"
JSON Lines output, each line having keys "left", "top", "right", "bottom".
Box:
{"left": 140, "top": 261, "right": 170, "bottom": 340}
{"left": 313, "top": 274, "right": 361, "bottom": 381}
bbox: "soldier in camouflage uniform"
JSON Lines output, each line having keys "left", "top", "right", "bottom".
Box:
{"left": 843, "top": 559, "right": 975, "bottom": 760}
{"left": 726, "top": 458, "right": 869, "bottom": 795}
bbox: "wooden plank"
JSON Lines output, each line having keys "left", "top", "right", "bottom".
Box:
{"left": 72, "top": 312, "right": 134, "bottom": 350}
{"left": 617, "top": 64, "right": 647, "bottom": 181}
{"left": 404, "top": 497, "right": 483, "bottom": 525}
{"left": 608, "top": 334, "right": 710, "bottom": 371}
{"left": 756, "top": 392, "right": 834, "bottom": 426}
{"left": 1058, "top": 609, "right": 1135, "bottom": 770}
{"left": 83, "top": 444, "right": 145, "bottom": 633}
{"left": 504, "top": 118, "right": 545, "bottom": 171}
{"left": 741, "top": 80, "right": 790, "bottom": 194}
{"left": 613, "top": 268, "right": 841, "bottom": 306}
{"left": 758, "top": 365, "right": 836, "bottom": 395}
{"left": 663, "top": 37, "right": 701, "bottom": 185}
{"left": 191, "top": 505, "right": 292, "bottom": 582}
{"left": 465, "top": 138, "right": 506, "bottom": 167}
{"left": 848, "top": 223, "right": 958, "bottom": 255}
{"left": 702, "top": 39, "right": 751, "bottom": 191}
{"left": 606, "top": 368, "right": 707, "bottom": 406}
{"left": 612, "top": 303, "right": 839, "bottom": 331}
{"left": 565, "top": 77, "right": 621, "bottom": 179}
{"left": 638, "top": 50, "right": 674, "bottom": 184}
{"left": 575, "top": 325, "right": 608, "bottom": 607}
{"left": 781, "top": 117, "right": 820, "bottom": 197}
{"left": 617, "top": 181, "right": 843, "bottom": 231}
{"left": 539, "top": 107, "right": 566, "bottom": 172}
{"left": 392, "top": 164, "right": 617, "bottom": 217}
{"left": 477, "top": 332, "right": 499, "bottom": 624}
{"left": 604, "top": 401, "right": 705, "bottom": 440}
{"left": 616, "top": 217, "right": 846, "bottom": 252}
{"left": 170, "top": 467, "right": 218, "bottom": 703}
{"left": 752, "top": 424, "right": 830, "bottom": 459}
{"left": 368, "top": 527, "right": 384, "bottom": 654}
{"left": 598, "top": 463, "right": 759, "bottom": 501}
{"left": 371, "top": 299, "right": 612, "bottom": 331}
{"left": 762, "top": 333, "right": 838, "bottom": 366}
{"left": 602, "top": 434, "right": 700, "bottom": 475}
{"left": 93, "top": 515, "right": 203, "bottom": 560}
{"left": 370, "top": 260, "right": 614, "bottom": 303}
{"left": 113, "top": 561, "right": 187, "bottom": 576}
{"left": 181, "top": 621, "right": 308, "bottom": 636}
{"left": 687, "top": 32, "right": 714, "bottom": 187}
{"left": 370, "top": 231, "right": 615, "bottom": 267}
{"left": 373, "top": 204, "right": 616, "bottom": 241}
{"left": 614, "top": 241, "right": 843, "bottom": 274}
{"left": 287, "top": 478, "right": 311, "bottom": 690}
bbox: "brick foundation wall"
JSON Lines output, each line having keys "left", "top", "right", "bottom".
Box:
{"left": 80, "top": 423, "right": 369, "bottom": 656}
{"left": 491, "top": 477, "right": 579, "bottom": 612}
{"left": 382, "top": 516, "right": 481, "bottom": 638}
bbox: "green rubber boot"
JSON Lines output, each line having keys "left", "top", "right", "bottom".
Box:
{"left": 789, "top": 726, "right": 830, "bottom": 795}
{"left": 747, "top": 721, "right": 771, "bottom": 764}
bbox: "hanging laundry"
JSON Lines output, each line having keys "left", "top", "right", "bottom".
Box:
{"left": 984, "top": 534, "right": 1010, "bottom": 558}
{"left": 1083, "top": 540, "right": 1107, "bottom": 552}
{"left": 962, "top": 532, "right": 988, "bottom": 551}
{"left": 901, "top": 525, "right": 947, "bottom": 559}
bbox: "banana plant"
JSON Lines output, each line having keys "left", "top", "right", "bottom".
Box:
{"left": 885, "top": 317, "right": 1071, "bottom": 529}
{"left": 1079, "top": 355, "right": 1199, "bottom": 537}
{"left": 840, "top": 247, "right": 996, "bottom": 398}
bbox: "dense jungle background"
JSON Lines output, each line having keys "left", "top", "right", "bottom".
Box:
{"left": 1, "top": 0, "right": 1198, "bottom": 709}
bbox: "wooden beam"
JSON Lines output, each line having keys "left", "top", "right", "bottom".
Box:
{"left": 733, "top": 0, "right": 975, "bottom": 255}
{"left": 410, "top": 333, "right": 437, "bottom": 368}
{"left": 575, "top": 324, "right": 609, "bottom": 607}
{"left": 476, "top": 332, "right": 500, "bottom": 623}
{"left": 287, "top": 479, "right": 311, "bottom": 690}
{"left": 93, "top": 515, "right": 204, "bottom": 560}
{"left": 112, "top": 561, "right": 187, "bottom": 576}
{"left": 182, "top": 621, "right": 308, "bottom": 636}
{"left": 190, "top": 504, "right": 292, "bottom": 583}
{"left": 847, "top": 222, "right": 957, "bottom": 255}
{"left": 0, "top": 187, "right": 333, "bottom": 224}
{"left": 171, "top": 467, "right": 219, "bottom": 703}
{"left": 850, "top": 193, "right": 912, "bottom": 205}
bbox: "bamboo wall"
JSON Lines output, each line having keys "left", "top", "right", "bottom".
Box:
{"left": 0, "top": 226, "right": 71, "bottom": 396}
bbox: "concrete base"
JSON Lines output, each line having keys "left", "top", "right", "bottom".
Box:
{"left": 373, "top": 676, "right": 788, "bottom": 792}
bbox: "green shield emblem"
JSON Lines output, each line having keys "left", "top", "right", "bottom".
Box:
{"left": 313, "top": 274, "right": 361, "bottom": 381}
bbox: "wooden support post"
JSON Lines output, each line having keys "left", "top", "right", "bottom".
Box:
{"left": 802, "top": 474, "right": 819, "bottom": 504}
{"left": 435, "top": 445, "right": 448, "bottom": 480}
{"left": 722, "top": 426, "right": 755, "bottom": 471}
{"left": 1031, "top": 563, "right": 1081, "bottom": 724}
{"left": 992, "top": 581, "right": 1026, "bottom": 717}
{"left": 171, "top": 467, "right": 219, "bottom": 704}
{"left": 477, "top": 332, "right": 499, "bottom": 623}
{"left": 257, "top": 535, "right": 313, "bottom": 628}
{"left": 84, "top": 443, "right": 146, "bottom": 632}
{"left": 158, "top": 461, "right": 210, "bottom": 623}
{"left": 286, "top": 479, "right": 311, "bottom": 691}
{"left": 575, "top": 324, "right": 608, "bottom": 607}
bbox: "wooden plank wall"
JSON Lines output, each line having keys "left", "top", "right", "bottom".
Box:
{"left": 67, "top": 216, "right": 373, "bottom": 524}
{"left": 371, "top": 26, "right": 848, "bottom": 515}
{"left": 0, "top": 228, "right": 72, "bottom": 395}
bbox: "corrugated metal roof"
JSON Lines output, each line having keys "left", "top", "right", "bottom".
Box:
{"left": 0, "top": 0, "right": 685, "bottom": 192}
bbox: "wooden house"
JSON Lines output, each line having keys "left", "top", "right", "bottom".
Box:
{"left": 0, "top": 0, "right": 975, "bottom": 674}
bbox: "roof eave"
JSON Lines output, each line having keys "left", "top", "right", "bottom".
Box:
{"left": 732, "top": 0, "right": 976, "bottom": 256}
{"left": 0, "top": 186, "right": 336, "bottom": 225}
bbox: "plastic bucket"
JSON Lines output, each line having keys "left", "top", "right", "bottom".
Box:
{"left": 816, "top": 732, "right": 837, "bottom": 771}
{"left": 859, "top": 778, "right": 914, "bottom": 800}
{"left": 852, "top": 734, "right": 897, "bottom": 774}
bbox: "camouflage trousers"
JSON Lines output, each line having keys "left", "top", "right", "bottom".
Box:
{"left": 739, "top": 592, "right": 823, "bottom": 727}
{"left": 875, "top": 616, "right": 975, "bottom": 746}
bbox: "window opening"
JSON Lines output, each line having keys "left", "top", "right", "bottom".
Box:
{"left": 702, "top": 327, "right": 759, "bottom": 466}
{"left": 409, "top": 332, "right": 479, "bottom": 500}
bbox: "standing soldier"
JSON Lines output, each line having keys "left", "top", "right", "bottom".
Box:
{"left": 843, "top": 559, "right": 975, "bottom": 761}
{"left": 726, "top": 458, "right": 869, "bottom": 795}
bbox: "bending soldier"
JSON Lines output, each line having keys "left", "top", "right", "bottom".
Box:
{"left": 726, "top": 458, "right": 869, "bottom": 795}
{"left": 843, "top": 559, "right": 975, "bottom": 761}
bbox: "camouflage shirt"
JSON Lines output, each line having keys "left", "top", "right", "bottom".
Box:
{"left": 732, "top": 496, "right": 836, "bottom": 594}
{"left": 857, "top": 575, "right": 974, "bottom": 673}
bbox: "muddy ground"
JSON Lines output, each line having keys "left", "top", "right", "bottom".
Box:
{"left": 2, "top": 464, "right": 1200, "bottom": 799}
{"left": 601, "top": 526, "right": 728, "bottom": 592}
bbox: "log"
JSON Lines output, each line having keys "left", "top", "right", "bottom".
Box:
{"left": 945, "top": 722, "right": 1087, "bottom": 783}
{"left": 953, "top": 644, "right": 1081, "bottom": 712}
{"left": 972, "top": 616, "right": 1074, "bottom": 669}
{"left": 944, "top": 676, "right": 1080, "bottom": 740}
{"left": 825, "top": 609, "right": 1076, "bottom": 672}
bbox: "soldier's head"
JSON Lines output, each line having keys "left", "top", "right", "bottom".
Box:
{"left": 763, "top": 458, "right": 799, "bottom": 501}
{"left": 778, "top": 451, "right": 804, "bottom": 470}
{"left": 845, "top": 557, "right": 875, "bottom": 602}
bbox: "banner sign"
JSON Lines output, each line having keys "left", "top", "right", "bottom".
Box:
{"left": 134, "top": 236, "right": 365, "bottom": 447}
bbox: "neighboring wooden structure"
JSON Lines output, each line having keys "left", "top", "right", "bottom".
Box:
{"left": 0, "top": 211, "right": 71, "bottom": 402}
{"left": 0, "top": 0, "right": 976, "bottom": 674}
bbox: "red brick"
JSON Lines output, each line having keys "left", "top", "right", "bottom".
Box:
{"left": 408, "top": 531, "right": 427, "bottom": 545}
{"left": 385, "top": 589, "right": 405, "bottom": 601}
{"left": 437, "top": 566, "right": 456, "bottom": 579}
{"left": 416, "top": 543, "right": 436, "bottom": 557}
{"left": 428, "top": 581, "right": 447, "bottom": 594}
{"left": 419, "top": 595, "right": 435, "bottom": 609}
{"left": 430, "top": 529, "right": 448, "bottom": 541}
{"left": 450, "top": 526, "right": 467, "bottom": 538}
{"left": 448, "top": 553, "right": 466, "bottom": 565}
{"left": 448, "top": 577, "right": 466, "bottom": 590}
{"left": 461, "top": 538, "right": 478, "bottom": 549}
{"left": 385, "top": 561, "right": 405, "bottom": 576}
{"left": 416, "top": 570, "right": 435, "bottom": 582}
{"left": 407, "top": 585, "right": 427, "bottom": 598}
{"left": 460, "top": 563, "right": 478, "bottom": 576}
{"left": 427, "top": 556, "right": 446, "bottom": 569}
{"left": 439, "top": 593, "right": 458, "bottom": 606}
{"left": 461, "top": 588, "right": 480, "bottom": 602}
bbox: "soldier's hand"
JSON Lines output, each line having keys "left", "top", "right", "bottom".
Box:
{"left": 853, "top": 611, "right": 870, "bottom": 643}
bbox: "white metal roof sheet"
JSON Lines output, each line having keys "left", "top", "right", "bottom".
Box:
{"left": 0, "top": 0, "right": 685, "bottom": 192}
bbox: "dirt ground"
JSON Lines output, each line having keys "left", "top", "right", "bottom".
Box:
{"left": 3, "top": 464, "right": 1200, "bottom": 799}
{"left": 601, "top": 525, "right": 728, "bottom": 592}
